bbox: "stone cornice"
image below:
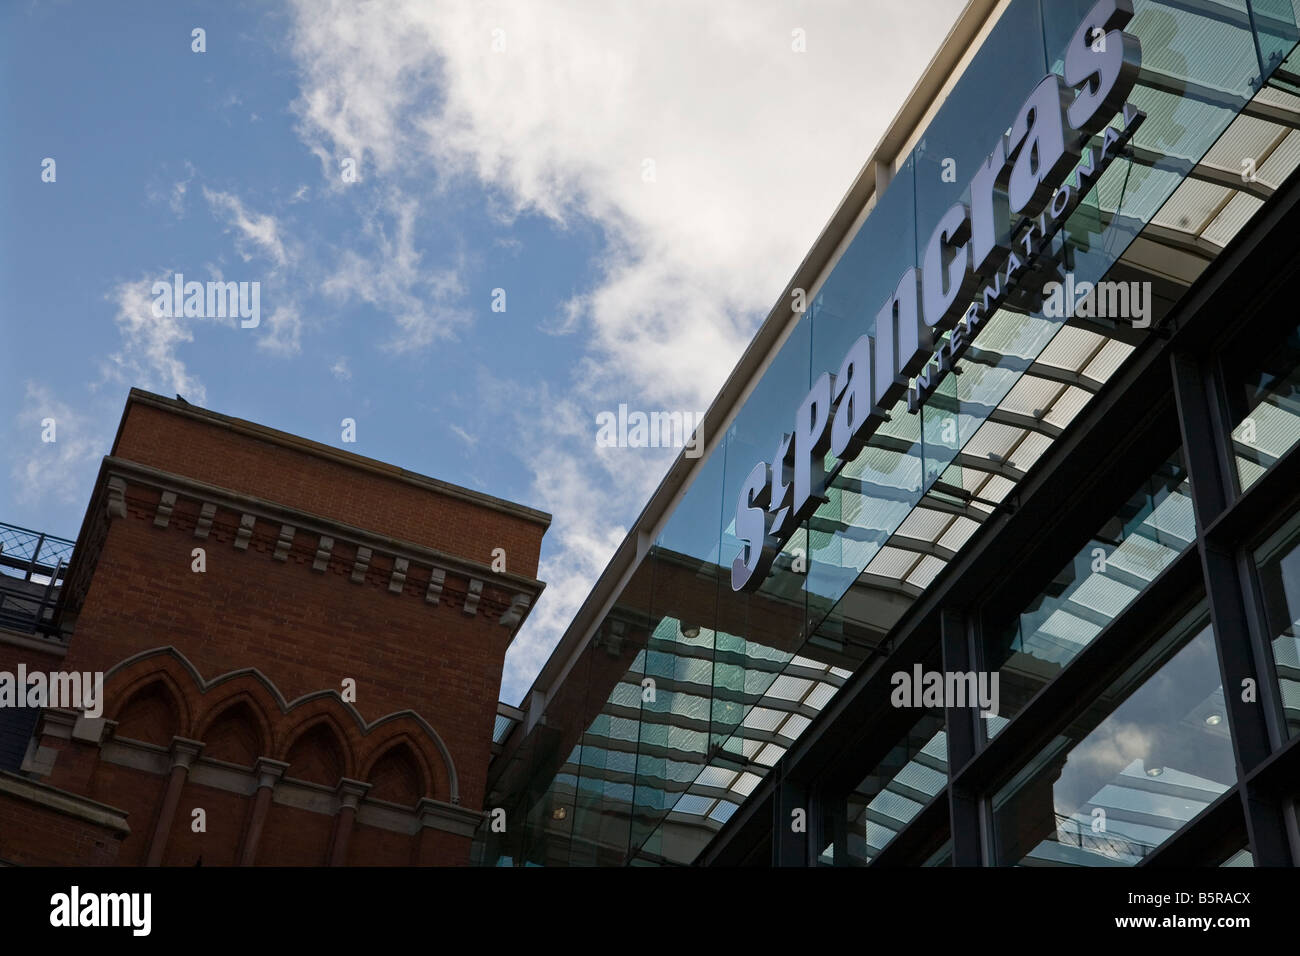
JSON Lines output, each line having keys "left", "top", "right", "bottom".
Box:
{"left": 0, "top": 770, "right": 131, "bottom": 837}
{"left": 108, "top": 456, "right": 544, "bottom": 591}
{"left": 0, "top": 625, "right": 68, "bottom": 657}
{"left": 94, "top": 458, "right": 545, "bottom": 632}
{"left": 97, "top": 737, "right": 480, "bottom": 839}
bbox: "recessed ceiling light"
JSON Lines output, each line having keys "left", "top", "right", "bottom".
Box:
{"left": 1205, "top": 714, "right": 1222, "bottom": 726}
{"left": 1146, "top": 766, "right": 1164, "bottom": 777}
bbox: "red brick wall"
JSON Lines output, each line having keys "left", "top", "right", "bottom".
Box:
{"left": 10, "top": 394, "right": 547, "bottom": 866}
{"left": 83, "top": 760, "right": 169, "bottom": 864}
{"left": 256, "top": 803, "right": 335, "bottom": 866}
{"left": 0, "top": 785, "right": 124, "bottom": 866}
{"left": 346, "top": 819, "right": 411, "bottom": 865}
{"left": 0, "top": 639, "right": 64, "bottom": 677}
{"left": 63, "top": 488, "right": 509, "bottom": 812}
{"left": 160, "top": 781, "right": 246, "bottom": 867}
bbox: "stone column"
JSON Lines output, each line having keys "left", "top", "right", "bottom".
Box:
{"left": 414, "top": 797, "right": 442, "bottom": 865}
{"left": 145, "top": 737, "right": 204, "bottom": 867}
{"left": 237, "top": 757, "right": 289, "bottom": 866}
{"left": 327, "top": 779, "right": 370, "bottom": 866}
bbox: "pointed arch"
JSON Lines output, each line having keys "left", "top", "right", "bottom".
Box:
{"left": 98, "top": 647, "right": 458, "bottom": 800}
{"left": 282, "top": 718, "right": 350, "bottom": 785}
{"left": 363, "top": 738, "right": 429, "bottom": 806}
{"left": 197, "top": 699, "right": 266, "bottom": 767}
{"left": 114, "top": 679, "right": 182, "bottom": 747}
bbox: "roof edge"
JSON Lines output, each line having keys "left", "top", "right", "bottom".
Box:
{"left": 121, "top": 389, "right": 552, "bottom": 529}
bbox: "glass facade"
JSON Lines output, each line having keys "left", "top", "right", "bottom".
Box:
{"left": 479, "top": 0, "right": 1300, "bottom": 867}
{"left": 845, "top": 710, "right": 948, "bottom": 865}
{"left": 1226, "top": 318, "right": 1300, "bottom": 493}
{"left": 1253, "top": 513, "right": 1300, "bottom": 738}
{"left": 984, "top": 449, "right": 1195, "bottom": 734}
{"left": 992, "top": 611, "right": 1232, "bottom": 865}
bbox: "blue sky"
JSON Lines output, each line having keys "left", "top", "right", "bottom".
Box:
{"left": 0, "top": 0, "right": 963, "bottom": 702}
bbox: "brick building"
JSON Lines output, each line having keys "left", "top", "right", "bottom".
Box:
{"left": 0, "top": 389, "right": 548, "bottom": 865}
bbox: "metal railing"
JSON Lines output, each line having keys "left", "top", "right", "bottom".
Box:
{"left": 0, "top": 522, "right": 74, "bottom": 637}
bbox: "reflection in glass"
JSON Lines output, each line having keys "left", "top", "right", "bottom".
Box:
{"left": 477, "top": 0, "right": 1300, "bottom": 866}
{"left": 845, "top": 710, "right": 947, "bottom": 864}
{"left": 1221, "top": 846, "right": 1254, "bottom": 867}
{"left": 1228, "top": 322, "right": 1300, "bottom": 492}
{"left": 984, "top": 451, "right": 1194, "bottom": 733}
{"left": 1248, "top": 0, "right": 1300, "bottom": 81}
{"left": 993, "top": 614, "right": 1233, "bottom": 865}
{"left": 1253, "top": 512, "right": 1300, "bottom": 738}
{"left": 923, "top": 840, "right": 953, "bottom": 867}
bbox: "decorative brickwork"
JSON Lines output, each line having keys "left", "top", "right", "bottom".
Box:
{"left": 0, "top": 390, "right": 548, "bottom": 866}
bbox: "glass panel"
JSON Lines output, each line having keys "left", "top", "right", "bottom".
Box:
{"left": 807, "top": 395, "right": 926, "bottom": 641}
{"left": 914, "top": 0, "right": 1046, "bottom": 238}
{"left": 992, "top": 611, "right": 1234, "bottom": 865}
{"left": 1226, "top": 320, "right": 1300, "bottom": 492}
{"left": 1221, "top": 846, "right": 1255, "bottom": 866}
{"left": 566, "top": 558, "right": 656, "bottom": 865}
{"left": 845, "top": 709, "right": 948, "bottom": 865}
{"left": 714, "top": 315, "right": 811, "bottom": 755}
{"left": 984, "top": 449, "right": 1195, "bottom": 734}
{"left": 1053, "top": 0, "right": 1261, "bottom": 297}
{"left": 631, "top": 443, "right": 725, "bottom": 858}
{"left": 1252, "top": 512, "right": 1300, "bottom": 738}
{"left": 806, "top": 156, "right": 923, "bottom": 634}
{"left": 1249, "top": 0, "right": 1300, "bottom": 79}
{"left": 923, "top": 839, "right": 954, "bottom": 867}
{"left": 809, "top": 157, "right": 916, "bottom": 382}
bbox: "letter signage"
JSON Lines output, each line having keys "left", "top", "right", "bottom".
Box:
{"left": 732, "top": 0, "right": 1144, "bottom": 592}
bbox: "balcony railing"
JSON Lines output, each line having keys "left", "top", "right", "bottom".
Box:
{"left": 0, "top": 522, "right": 74, "bottom": 637}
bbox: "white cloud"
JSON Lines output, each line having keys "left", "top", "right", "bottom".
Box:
{"left": 320, "top": 191, "right": 468, "bottom": 351}
{"left": 258, "top": 304, "right": 303, "bottom": 356}
{"left": 286, "top": 0, "right": 967, "bottom": 697}
{"left": 502, "top": 443, "right": 640, "bottom": 701}
{"left": 288, "top": 0, "right": 964, "bottom": 410}
{"left": 483, "top": 378, "right": 677, "bottom": 700}
{"left": 170, "top": 180, "right": 189, "bottom": 217}
{"left": 146, "top": 160, "right": 196, "bottom": 218}
{"left": 9, "top": 383, "right": 109, "bottom": 508}
{"left": 102, "top": 277, "right": 208, "bottom": 405}
{"left": 203, "top": 188, "right": 294, "bottom": 269}
{"left": 449, "top": 423, "right": 477, "bottom": 447}
{"left": 330, "top": 356, "right": 352, "bottom": 380}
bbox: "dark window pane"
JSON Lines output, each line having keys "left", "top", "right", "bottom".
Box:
{"left": 984, "top": 451, "right": 1194, "bottom": 733}
{"left": 993, "top": 612, "right": 1234, "bottom": 865}
{"left": 1253, "top": 512, "right": 1300, "bottom": 738}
